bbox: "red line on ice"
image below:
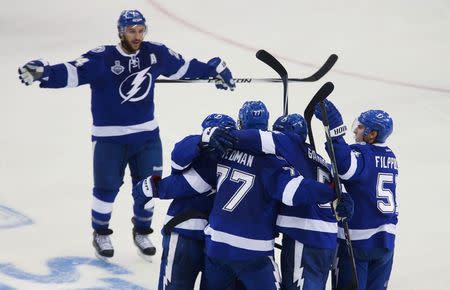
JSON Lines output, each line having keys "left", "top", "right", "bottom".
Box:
{"left": 147, "top": 0, "right": 450, "bottom": 94}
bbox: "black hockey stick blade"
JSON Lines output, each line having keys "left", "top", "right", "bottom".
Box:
{"left": 256, "top": 49, "right": 289, "bottom": 115}
{"left": 256, "top": 50, "right": 288, "bottom": 78}
{"left": 319, "top": 100, "right": 358, "bottom": 290}
{"left": 290, "top": 54, "right": 338, "bottom": 82}
{"left": 303, "top": 82, "right": 335, "bottom": 149}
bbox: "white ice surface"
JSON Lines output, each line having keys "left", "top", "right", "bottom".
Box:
{"left": 1, "top": 0, "right": 450, "bottom": 289}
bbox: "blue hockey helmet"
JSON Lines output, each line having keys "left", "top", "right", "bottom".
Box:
{"left": 201, "top": 113, "right": 237, "bottom": 130}
{"left": 273, "top": 113, "right": 308, "bottom": 142}
{"left": 117, "top": 10, "right": 147, "bottom": 36}
{"left": 357, "top": 110, "right": 393, "bottom": 143}
{"left": 238, "top": 101, "right": 269, "bottom": 130}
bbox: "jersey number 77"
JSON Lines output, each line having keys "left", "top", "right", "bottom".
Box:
{"left": 217, "top": 165, "right": 255, "bottom": 212}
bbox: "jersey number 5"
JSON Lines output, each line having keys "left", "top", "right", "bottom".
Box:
{"left": 376, "top": 173, "right": 397, "bottom": 214}
{"left": 217, "top": 165, "right": 255, "bottom": 212}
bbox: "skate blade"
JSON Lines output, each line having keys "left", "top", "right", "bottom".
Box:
{"left": 94, "top": 251, "right": 113, "bottom": 262}
{"left": 137, "top": 249, "right": 154, "bottom": 262}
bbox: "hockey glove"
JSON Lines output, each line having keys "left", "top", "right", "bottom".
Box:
{"left": 314, "top": 99, "right": 347, "bottom": 138}
{"left": 332, "top": 190, "right": 354, "bottom": 221}
{"left": 200, "top": 127, "right": 238, "bottom": 157}
{"left": 207, "top": 57, "right": 236, "bottom": 91}
{"left": 18, "top": 59, "right": 50, "bottom": 85}
{"left": 132, "top": 175, "right": 161, "bottom": 207}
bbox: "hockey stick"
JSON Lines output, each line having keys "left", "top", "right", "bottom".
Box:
{"left": 163, "top": 210, "right": 208, "bottom": 235}
{"left": 155, "top": 54, "right": 338, "bottom": 86}
{"left": 155, "top": 78, "right": 287, "bottom": 84}
{"left": 303, "top": 82, "right": 335, "bottom": 149}
{"left": 294, "top": 53, "right": 338, "bottom": 82}
{"left": 255, "top": 49, "right": 289, "bottom": 116}
{"left": 303, "top": 55, "right": 338, "bottom": 148}
{"left": 318, "top": 98, "right": 359, "bottom": 290}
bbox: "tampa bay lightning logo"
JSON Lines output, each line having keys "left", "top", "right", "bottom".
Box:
{"left": 119, "top": 67, "right": 152, "bottom": 104}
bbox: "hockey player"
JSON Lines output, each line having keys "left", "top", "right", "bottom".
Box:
{"left": 229, "top": 112, "right": 353, "bottom": 290}
{"left": 314, "top": 100, "right": 398, "bottom": 290}
{"left": 18, "top": 10, "right": 236, "bottom": 260}
{"left": 200, "top": 101, "right": 352, "bottom": 290}
{"left": 160, "top": 114, "right": 237, "bottom": 290}
{"left": 133, "top": 113, "right": 239, "bottom": 290}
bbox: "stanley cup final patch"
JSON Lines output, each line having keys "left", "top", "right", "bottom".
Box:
{"left": 111, "top": 60, "right": 125, "bottom": 75}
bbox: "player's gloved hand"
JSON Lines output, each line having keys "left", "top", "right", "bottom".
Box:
{"left": 18, "top": 59, "right": 50, "bottom": 85}
{"left": 200, "top": 127, "right": 238, "bottom": 157}
{"left": 314, "top": 99, "right": 347, "bottom": 138}
{"left": 207, "top": 57, "right": 236, "bottom": 91}
{"left": 132, "top": 175, "right": 161, "bottom": 207}
{"left": 332, "top": 190, "right": 354, "bottom": 221}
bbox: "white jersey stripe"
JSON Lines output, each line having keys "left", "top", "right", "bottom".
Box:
{"left": 282, "top": 176, "right": 304, "bottom": 206}
{"left": 168, "top": 58, "right": 192, "bottom": 79}
{"left": 259, "top": 130, "right": 276, "bottom": 154}
{"left": 338, "top": 223, "right": 396, "bottom": 240}
{"left": 64, "top": 63, "right": 79, "bottom": 88}
{"left": 339, "top": 151, "right": 358, "bottom": 180}
{"left": 276, "top": 215, "right": 338, "bottom": 233}
{"left": 182, "top": 168, "right": 212, "bottom": 193}
{"left": 92, "top": 119, "right": 158, "bottom": 137}
{"left": 171, "top": 160, "right": 190, "bottom": 171}
{"left": 153, "top": 166, "right": 163, "bottom": 171}
{"left": 164, "top": 215, "right": 208, "bottom": 231}
{"left": 204, "top": 226, "right": 274, "bottom": 252}
{"left": 92, "top": 196, "right": 113, "bottom": 214}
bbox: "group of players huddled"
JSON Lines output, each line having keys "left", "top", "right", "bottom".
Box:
{"left": 19, "top": 9, "right": 398, "bottom": 290}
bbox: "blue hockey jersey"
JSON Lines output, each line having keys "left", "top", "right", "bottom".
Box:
{"left": 331, "top": 138, "right": 398, "bottom": 249}
{"left": 204, "top": 147, "right": 338, "bottom": 261}
{"left": 232, "top": 129, "right": 337, "bottom": 249}
{"left": 39, "top": 42, "right": 218, "bottom": 143}
{"left": 157, "top": 134, "right": 216, "bottom": 240}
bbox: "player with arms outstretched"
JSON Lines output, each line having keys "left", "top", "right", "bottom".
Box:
{"left": 18, "top": 10, "right": 236, "bottom": 261}
{"left": 315, "top": 100, "right": 398, "bottom": 290}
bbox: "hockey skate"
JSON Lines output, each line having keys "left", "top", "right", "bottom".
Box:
{"left": 92, "top": 230, "right": 114, "bottom": 261}
{"left": 133, "top": 228, "right": 156, "bottom": 261}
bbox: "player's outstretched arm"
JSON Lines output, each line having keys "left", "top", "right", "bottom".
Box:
{"left": 19, "top": 49, "right": 104, "bottom": 89}
{"left": 18, "top": 60, "right": 50, "bottom": 86}
{"left": 157, "top": 45, "right": 235, "bottom": 91}
{"left": 206, "top": 57, "right": 236, "bottom": 91}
